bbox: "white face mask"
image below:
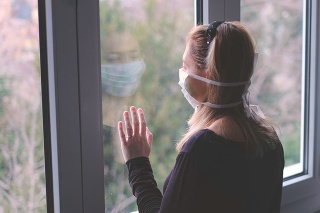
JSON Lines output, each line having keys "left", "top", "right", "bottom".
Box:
{"left": 101, "top": 59, "right": 145, "bottom": 97}
{"left": 178, "top": 68, "right": 250, "bottom": 108}
{"left": 178, "top": 76, "right": 199, "bottom": 108}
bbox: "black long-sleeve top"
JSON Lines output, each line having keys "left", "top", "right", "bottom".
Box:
{"left": 126, "top": 129, "right": 284, "bottom": 213}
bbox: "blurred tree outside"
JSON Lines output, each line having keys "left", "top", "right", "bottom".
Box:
{"left": 0, "top": 76, "right": 9, "bottom": 119}
{"left": 0, "top": 1, "right": 46, "bottom": 212}
{"left": 100, "top": 0, "right": 193, "bottom": 212}
{"left": 241, "top": 0, "right": 303, "bottom": 167}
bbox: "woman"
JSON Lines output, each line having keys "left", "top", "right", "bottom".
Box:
{"left": 118, "top": 21, "right": 284, "bottom": 213}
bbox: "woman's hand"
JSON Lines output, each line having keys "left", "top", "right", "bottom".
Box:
{"left": 118, "top": 106, "right": 153, "bottom": 162}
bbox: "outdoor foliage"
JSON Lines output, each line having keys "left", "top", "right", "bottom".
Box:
{"left": 100, "top": 0, "right": 193, "bottom": 211}
{"left": 241, "top": 0, "right": 303, "bottom": 166}
{"left": 0, "top": 1, "right": 46, "bottom": 211}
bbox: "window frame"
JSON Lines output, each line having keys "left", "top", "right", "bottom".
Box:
{"left": 204, "top": 0, "right": 320, "bottom": 212}
{"left": 39, "top": 0, "right": 104, "bottom": 212}
{"left": 280, "top": 0, "right": 320, "bottom": 212}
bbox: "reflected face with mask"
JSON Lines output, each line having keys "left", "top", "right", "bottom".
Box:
{"left": 101, "top": 32, "right": 145, "bottom": 97}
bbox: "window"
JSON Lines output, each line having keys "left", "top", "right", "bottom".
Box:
{"left": 99, "top": 0, "right": 194, "bottom": 211}
{"left": 0, "top": 0, "right": 46, "bottom": 212}
{"left": 39, "top": 0, "right": 320, "bottom": 212}
{"left": 241, "top": 0, "right": 305, "bottom": 178}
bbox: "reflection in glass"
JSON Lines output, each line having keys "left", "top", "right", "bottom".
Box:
{"left": 241, "top": 0, "right": 304, "bottom": 175}
{"left": 100, "top": 0, "right": 194, "bottom": 212}
{"left": 101, "top": 32, "right": 145, "bottom": 98}
{"left": 0, "top": 0, "right": 46, "bottom": 212}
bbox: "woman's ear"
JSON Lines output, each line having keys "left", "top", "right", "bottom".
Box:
{"left": 204, "top": 69, "right": 213, "bottom": 91}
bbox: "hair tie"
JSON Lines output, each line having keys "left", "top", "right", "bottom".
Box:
{"left": 206, "top": 21, "right": 224, "bottom": 44}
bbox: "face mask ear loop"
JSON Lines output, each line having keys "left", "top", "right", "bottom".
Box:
{"left": 242, "top": 85, "right": 252, "bottom": 118}
{"left": 242, "top": 83, "right": 266, "bottom": 122}
{"left": 250, "top": 105, "right": 266, "bottom": 123}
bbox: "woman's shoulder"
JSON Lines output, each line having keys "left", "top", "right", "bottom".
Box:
{"left": 180, "top": 129, "right": 245, "bottom": 154}
{"left": 180, "top": 129, "right": 209, "bottom": 153}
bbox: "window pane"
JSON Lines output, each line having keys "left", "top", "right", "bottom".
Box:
{"left": 0, "top": 1, "right": 46, "bottom": 212}
{"left": 99, "top": 0, "right": 194, "bottom": 211}
{"left": 240, "top": 0, "right": 304, "bottom": 177}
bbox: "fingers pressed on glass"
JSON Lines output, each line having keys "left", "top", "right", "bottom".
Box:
{"left": 130, "top": 106, "right": 139, "bottom": 136}
{"left": 138, "top": 108, "right": 146, "bottom": 136}
{"left": 123, "top": 111, "right": 133, "bottom": 137}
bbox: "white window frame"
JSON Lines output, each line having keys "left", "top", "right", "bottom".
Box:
{"left": 39, "top": 0, "right": 320, "bottom": 212}
{"left": 204, "top": 0, "right": 320, "bottom": 212}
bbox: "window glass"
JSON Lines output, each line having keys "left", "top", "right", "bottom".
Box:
{"left": 99, "top": 0, "right": 194, "bottom": 211}
{"left": 0, "top": 0, "right": 46, "bottom": 212}
{"left": 241, "top": 0, "right": 304, "bottom": 177}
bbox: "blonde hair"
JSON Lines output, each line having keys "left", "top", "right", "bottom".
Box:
{"left": 176, "top": 22, "right": 278, "bottom": 157}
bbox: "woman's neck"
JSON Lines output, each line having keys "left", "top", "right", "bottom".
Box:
{"left": 207, "top": 116, "right": 246, "bottom": 142}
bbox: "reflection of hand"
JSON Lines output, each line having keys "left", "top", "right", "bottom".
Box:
{"left": 118, "top": 106, "right": 153, "bottom": 162}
